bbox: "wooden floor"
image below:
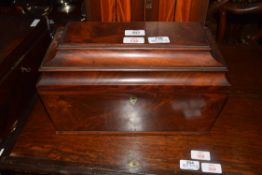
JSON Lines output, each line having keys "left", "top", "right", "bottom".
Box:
{"left": 0, "top": 45, "right": 262, "bottom": 175}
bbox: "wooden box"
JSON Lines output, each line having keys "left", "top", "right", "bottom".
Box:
{"left": 37, "top": 22, "right": 230, "bottom": 133}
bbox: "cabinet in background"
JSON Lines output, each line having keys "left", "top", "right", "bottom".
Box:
{"left": 0, "top": 16, "right": 50, "bottom": 142}
{"left": 85, "top": 0, "right": 209, "bottom": 23}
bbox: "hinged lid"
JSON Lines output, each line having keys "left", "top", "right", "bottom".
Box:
{"left": 40, "top": 22, "right": 227, "bottom": 72}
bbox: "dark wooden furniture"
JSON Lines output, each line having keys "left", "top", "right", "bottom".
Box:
{"left": 49, "top": 0, "right": 84, "bottom": 26}
{"left": 85, "top": 0, "right": 209, "bottom": 23}
{"left": 13, "top": 0, "right": 53, "bottom": 17}
{"left": 217, "top": 0, "right": 262, "bottom": 42}
{"left": 0, "top": 3, "right": 21, "bottom": 15}
{"left": 37, "top": 22, "right": 229, "bottom": 133}
{"left": 0, "top": 16, "right": 50, "bottom": 143}
{"left": 0, "top": 44, "right": 262, "bottom": 174}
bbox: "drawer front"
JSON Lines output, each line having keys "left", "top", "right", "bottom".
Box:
{"left": 39, "top": 87, "right": 227, "bottom": 133}
{"left": 0, "top": 31, "right": 50, "bottom": 141}
{"left": 0, "top": 61, "right": 24, "bottom": 140}
{"left": 19, "top": 32, "right": 51, "bottom": 97}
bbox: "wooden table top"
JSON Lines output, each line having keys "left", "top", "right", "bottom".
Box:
{"left": 0, "top": 46, "right": 262, "bottom": 175}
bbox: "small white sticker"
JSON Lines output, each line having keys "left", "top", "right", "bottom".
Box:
{"left": 49, "top": 19, "right": 55, "bottom": 24}
{"left": 0, "top": 148, "right": 5, "bottom": 156}
{"left": 191, "top": 150, "right": 211, "bottom": 161}
{"left": 125, "top": 30, "right": 145, "bottom": 36}
{"left": 123, "top": 37, "right": 145, "bottom": 44}
{"left": 30, "top": 19, "right": 40, "bottom": 27}
{"left": 201, "top": 163, "right": 222, "bottom": 174}
{"left": 180, "top": 160, "right": 200, "bottom": 171}
{"left": 148, "top": 36, "right": 170, "bottom": 44}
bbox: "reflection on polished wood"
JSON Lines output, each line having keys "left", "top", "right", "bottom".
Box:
{"left": 39, "top": 88, "right": 226, "bottom": 132}
{"left": 0, "top": 46, "right": 262, "bottom": 175}
{"left": 1, "top": 94, "right": 262, "bottom": 174}
{"left": 37, "top": 22, "right": 229, "bottom": 133}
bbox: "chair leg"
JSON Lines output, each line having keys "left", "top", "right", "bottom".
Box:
{"left": 217, "top": 10, "right": 227, "bottom": 43}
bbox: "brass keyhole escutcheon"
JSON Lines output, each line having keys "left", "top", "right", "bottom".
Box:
{"left": 129, "top": 96, "right": 138, "bottom": 105}
{"left": 128, "top": 160, "right": 140, "bottom": 168}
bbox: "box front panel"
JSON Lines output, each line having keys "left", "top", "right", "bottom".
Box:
{"left": 39, "top": 86, "right": 227, "bottom": 133}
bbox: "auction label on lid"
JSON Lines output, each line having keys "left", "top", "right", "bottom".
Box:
{"left": 201, "top": 163, "right": 222, "bottom": 174}
{"left": 0, "top": 148, "right": 4, "bottom": 156}
{"left": 125, "top": 30, "right": 145, "bottom": 36}
{"left": 191, "top": 150, "right": 211, "bottom": 161}
{"left": 180, "top": 160, "right": 200, "bottom": 171}
{"left": 30, "top": 19, "right": 40, "bottom": 27}
{"left": 123, "top": 37, "right": 145, "bottom": 44}
{"left": 148, "top": 36, "right": 170, "bottom": 43}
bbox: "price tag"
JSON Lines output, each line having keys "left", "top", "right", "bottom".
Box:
{"left": 123, "top": 37, "right": 145, "bottom": 44}
{"left": 180, "top": 160, "right": 200, "bottom": 171}
{"left": 191, "top": 150, "right": 211, "bottom": 161}
{"left": 125, "top": 30, "right": 145, "bottom": 36}
{"left": 30, "top": 19, "right": 40, "bottom": 27}
{"left": 201, "top": 163, "right": 222, "bottom": 174}
{"left": 148, "top": 36, "right": 170, "bottom": 44}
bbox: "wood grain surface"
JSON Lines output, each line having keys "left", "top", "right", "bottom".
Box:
{"left": 0, "top": 46, "right": 261, "bottom": 175}
{"left": 1, "top": 94, "right": 261, "bottom": 175}
{"left": 42, "top": 22, "right": 224, "bottom": 71}
{"left": 36, "top": 22, "right": 229, "bottom": 133}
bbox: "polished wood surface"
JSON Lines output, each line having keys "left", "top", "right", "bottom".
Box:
{"left": 0, "top": 16, "right": 50, "bottom": 142}
{"left": 39, "top": 86, "right": 227, "bottom": 133}
{"left": 85, "top": 0, "right": 209, "bottom": 23}
{"left": 62, "top": 22, "right": 207, "bottom": 45}
{"left": 0, "top": 45, "right": 262, "bottom": 174}
{"left": 40, "top": 22, "right": 225, "bottom": 70}
{"left": 37, "top": 22, "right": 229, "bottom": 133}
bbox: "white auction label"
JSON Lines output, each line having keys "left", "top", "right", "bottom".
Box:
{"left": 180, "top": 160, "right": 200, "bottom": 171}
{"left": 191, "top": 150, "right": 211, "bottom": 161}
{"left": 123, "top": 37, "right": 145, "bottom": 44}
{"left": 0, "top": 148, "right": 4, "bottom": 156}
{"left": 201, "top": 163, "right": 222, "bottom": 174}
{"left": 30, "top": 19, "right": 40, "bottom": 27}
{"left": 125, "top": 30, "right": 145, "bottom": 36}
{"left": 148, "top": 36, "right": 170, "bottom": 43}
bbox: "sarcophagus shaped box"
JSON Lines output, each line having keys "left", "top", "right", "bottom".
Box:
{"left": 37, "top": 22, "right": 230, "bottom": 133}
